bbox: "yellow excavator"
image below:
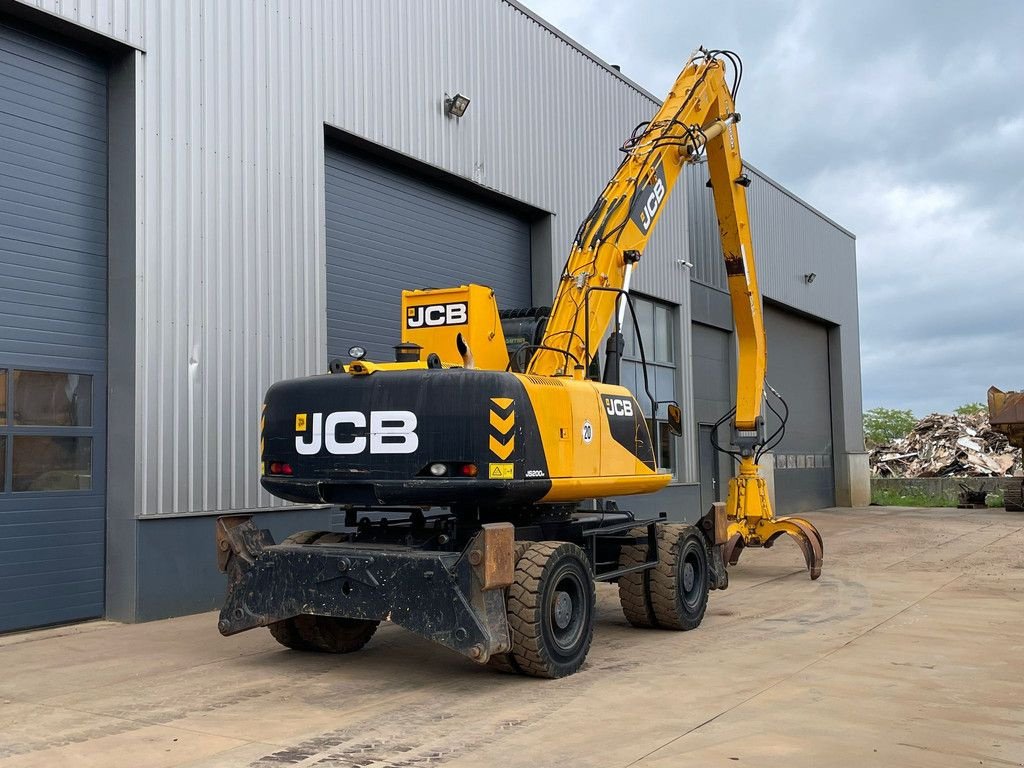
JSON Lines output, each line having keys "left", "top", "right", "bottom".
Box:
{"left": 215, "top": 48, "right": 823, "bottom": 678}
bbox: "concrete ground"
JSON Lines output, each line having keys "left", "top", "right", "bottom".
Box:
{"left": 1, "top": 506, "right": 1022, "bottom": 768}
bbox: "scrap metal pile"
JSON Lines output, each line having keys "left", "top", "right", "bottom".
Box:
{"left": 870, "top": 413, "right": 1024, "bottom": 478}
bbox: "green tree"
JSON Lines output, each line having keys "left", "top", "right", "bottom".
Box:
{"left": 954, "top": 402, "right": 986, "bottom": 416}
{"left": 863, "top": 407, "right": 917, "bottom": 447}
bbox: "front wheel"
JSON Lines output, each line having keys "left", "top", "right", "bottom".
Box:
{"left": 505, "top": 541, "right": 596, "bottom": 678}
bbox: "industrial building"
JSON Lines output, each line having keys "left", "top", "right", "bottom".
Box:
{"left": 0, "top": 0, "right": 868, "bottom": 634}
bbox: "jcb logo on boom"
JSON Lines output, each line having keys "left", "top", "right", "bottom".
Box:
{"left": 638, "top": 177, "right": 666, "bottom": 232}
{"left": 295, "top": 411, "right": 418, "bottom": 455}
{"left": 603, "top": 396, "right": 634, "bottom": 418}
{"left": 406, "top": 302, "right": 468, "bottom": 329}
{"left": 629, "top": 161, "right": 667, "bottom": 234}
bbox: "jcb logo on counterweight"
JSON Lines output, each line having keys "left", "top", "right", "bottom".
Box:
{"left": 294, "top": 411, "right": 418, "bottom": 455}
{"left": 406, "top": 302, "right": 468, "bottom": 328}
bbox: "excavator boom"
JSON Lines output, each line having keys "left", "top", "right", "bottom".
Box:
{"left": 530, "top": 49, "right": 822, "bottom": 579}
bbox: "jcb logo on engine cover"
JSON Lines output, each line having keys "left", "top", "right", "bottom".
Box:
{"left": 294, "top": 411, "right": 418, "bottom": 455}
{"left": 406, "top": 302, "right": 468, "bottom": 328}
{"left": 602, "top": 396, "right": 635, "bottom": 418}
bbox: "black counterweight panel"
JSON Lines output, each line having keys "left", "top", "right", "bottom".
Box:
{"left": 261, "top": 369, "right": 552, "bottom": 506}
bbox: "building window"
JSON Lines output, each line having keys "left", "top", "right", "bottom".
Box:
{"left": 620, "top": 295, "right": 679, "bottom": 477}
{"left": 0, "top": 370, "right": 93, "bottom": 493}
{"left": 12, "top": 436, "right": 92, "bottom": 492}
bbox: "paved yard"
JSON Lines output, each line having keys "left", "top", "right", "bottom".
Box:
{"left": 1, "top": 506, "right": 1022, "bottom": 768}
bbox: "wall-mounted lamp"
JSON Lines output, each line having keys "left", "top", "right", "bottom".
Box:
{"left": 804, "top": 272, "right": 817, "bottom": 284}
{"left": 445, "top": 93, "right": 471, "bottom": 118}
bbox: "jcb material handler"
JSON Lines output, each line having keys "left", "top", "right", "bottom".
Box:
{"left": 216, "top": 49, "right": 823, "bottom": 678}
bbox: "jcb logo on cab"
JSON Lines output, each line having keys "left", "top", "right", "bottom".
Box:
{"left": 406, "top": 302, "right": 468, "bottom": 328}
{"left": 603, "top": 397, "right": 634, "bottom": 417}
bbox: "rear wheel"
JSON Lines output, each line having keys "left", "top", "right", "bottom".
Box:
{"left": 292, "top": 615, "right": 379, "bottom": 653}
{"left": 505, "top": 542, "right": 595, "bottom": 678}
{"left": 270, "top": 615, "right": 379, "bottom": 653}
{"left": 268, "top": 616, "right": 317, "bottom": 651}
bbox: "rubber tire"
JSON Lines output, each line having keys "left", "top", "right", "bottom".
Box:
{"left": 268, "top": 616, "right": 317, "bottom": 651}
{"left": 506, "top": 542, "right": 596, "bottom": 678}
{"left": 648, "top": 524, "right": 709, "bottom": 631}
{"left": 294, "top": 614, "right": 379, "bottom": 653}
{"left": 267, "top": 531, "right": 379, "bottom": 653}
{"left": 487, "top": 541, "right": 532, "bottom": 674}
{"left": 617, "top": 527, "right": 656, "bottom": 628}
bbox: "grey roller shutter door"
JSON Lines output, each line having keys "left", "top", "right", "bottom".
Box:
{"left": 764, "top": 306, "right": 835, "bottom": 512}
{"left": 325, "top": 146, "right": 532, "bottom": 362}
{"left": 692, "top": 322, "right": 733, "bottom": 510}
{"left": 0, "top": 20, "right": 107, "bottom": 632}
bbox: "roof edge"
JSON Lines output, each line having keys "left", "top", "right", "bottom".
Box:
{"left": 693, "top": 158, "right": 856, "bottom": 240}
{"left": 503, "top": 0, "right": 662, "bottom": 104}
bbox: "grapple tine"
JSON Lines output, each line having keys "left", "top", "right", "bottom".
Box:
{"left": 778, "top": 517, "right": 823, "bottom": 580}
{"left": 724, "top": 532, "right": 745, "bottom": 566}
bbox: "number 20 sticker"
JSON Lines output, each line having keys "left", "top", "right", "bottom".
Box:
{"left": 581, "top": 420, "right": 593, "bottom": 444}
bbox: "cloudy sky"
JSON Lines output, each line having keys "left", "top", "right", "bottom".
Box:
{"left": 526, "top": 0, "right": 1024, "bottom": 417}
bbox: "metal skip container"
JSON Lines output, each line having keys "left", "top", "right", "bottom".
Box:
{"left": 988, "top": 386, "right": 1024, "bottom": 511}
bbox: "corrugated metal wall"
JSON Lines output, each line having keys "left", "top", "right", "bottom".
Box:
{"left": 16, "top": 0, "right": 143, "bottom": 47}
{"left": 15, "top": 0, "right": 693, "bottom": 515}
{"left": 685, "top": 158, "right": 865, "bottom": 459}
{"left": 685, "top": 159, "right": 858, "bottom": 325}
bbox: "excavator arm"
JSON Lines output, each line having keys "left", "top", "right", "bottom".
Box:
{"left": 529, "top": 50, "right": 755, "bottom": 380}
{"left": 531, "top": 49, "right": 822, "bottom": 579}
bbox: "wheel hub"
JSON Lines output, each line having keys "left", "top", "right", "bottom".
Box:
{"left": 682, "top": 561, "right": 695, "bottom": 592}
{"left": 553, "top": 591, "right": 573, "bottom": 629}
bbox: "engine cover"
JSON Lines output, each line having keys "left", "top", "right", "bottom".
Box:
{"left": 260, "top": 368, "right": 670, "bottom": 507}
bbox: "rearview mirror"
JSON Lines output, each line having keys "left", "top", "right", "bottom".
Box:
{"left": 667, "top": 402, "right": 682, "bottom": 436}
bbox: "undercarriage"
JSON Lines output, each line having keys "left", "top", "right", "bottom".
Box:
{"left": 217, "top": 504, "right": 729, "bottom": 678}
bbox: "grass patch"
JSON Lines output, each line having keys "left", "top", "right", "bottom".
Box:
{"left": 871, "top": 486, "right": 1006, "bottom": 508}
{"left": 871, "top": 487, "right": 955, "bottom": 507}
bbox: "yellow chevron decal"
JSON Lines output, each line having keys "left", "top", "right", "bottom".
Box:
{"left": 489, "top": 434, "right": 515, "bottom": 460}
{"left": 489, "top": 410, "right": 515, "bottom": 434}
{"left": 490, "top": 397, "right": 514, "bottom": 411}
